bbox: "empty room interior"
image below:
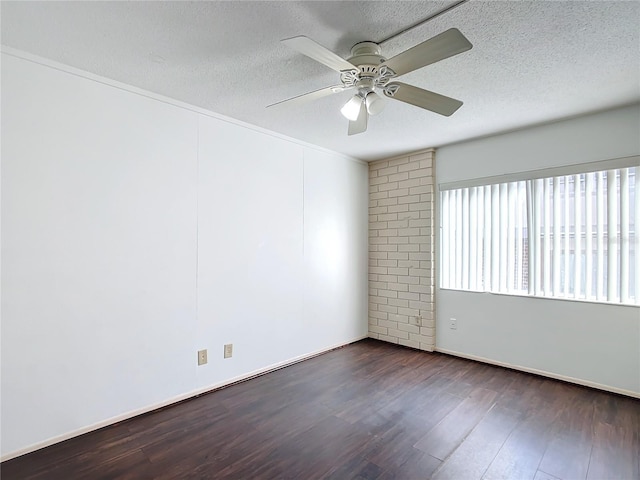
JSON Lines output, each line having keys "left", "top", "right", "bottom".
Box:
{"left": 1, "top": 1, "right": 639, "bottom": 479}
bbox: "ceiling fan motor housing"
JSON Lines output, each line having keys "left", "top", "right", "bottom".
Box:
{"left": 342, "top": 41, "right": 395, "bottom": 94}
{"left": 348, "top": 42, "right": 385, "bottom": 67}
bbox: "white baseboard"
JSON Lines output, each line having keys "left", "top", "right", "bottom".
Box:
{"left": 1, "top": 336, "right": 367, "bottom": 462}
{"left": 434, "top": 347, "right": 640, "bottom": 399}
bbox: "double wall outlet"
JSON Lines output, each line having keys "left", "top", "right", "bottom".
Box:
{"left": 224, "top": 344, "right": 233, "bottom": 359}
{"left": 449, "top": 318, "right": 457, "bottom": 330}
{"left": 197, "top": 349, "right": 208, "bottom": 366}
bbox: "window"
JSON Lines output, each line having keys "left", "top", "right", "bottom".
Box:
{"left": 440, "top": 160, "right": 638, "bottom": 305}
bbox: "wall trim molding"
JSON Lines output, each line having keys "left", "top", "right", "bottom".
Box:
{"left": 0, "top": 46, "right": 366, "bottom": 167}
{"left": 0, "top": 335, "right": 367, "bottom": 463}
{"left": 435, "top": 347, "right": 640, "bottom": 399}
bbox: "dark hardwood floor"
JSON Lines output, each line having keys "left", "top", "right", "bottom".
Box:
{"left": 2, "top": 339, "right": 639, "bottom": 479}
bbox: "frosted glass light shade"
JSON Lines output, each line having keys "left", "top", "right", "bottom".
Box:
{"left": 340, "top": 96, "right": 363, "bottom": 121}
{"left": 365, "top": 92, "right": 384, "bottom": 115}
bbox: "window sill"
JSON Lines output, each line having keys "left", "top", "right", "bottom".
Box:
{"left": 437, "top": 287, "right": 640, "bottom": 309}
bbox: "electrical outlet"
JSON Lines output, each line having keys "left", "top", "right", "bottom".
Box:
{"left": 449, "top": 318, "right": 457, "bottom": 330}
{"left": 224, "top": 344, "right": 233, "bottom": 359}
{"left": 413, "top": 315, "right": 422, "bottom": 326}
{"left": 197, "top": 349, "right": 208, "bottom": 366}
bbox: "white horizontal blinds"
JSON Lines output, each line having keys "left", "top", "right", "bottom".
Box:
{"left": 439, "top": 165, "right": 637, "bottom": 304}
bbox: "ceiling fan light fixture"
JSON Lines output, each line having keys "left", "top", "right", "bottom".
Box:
{"left": 340, "top": 95, "right": 363, "bottom": 121}
{"left": 365, "top": 92, "right": 385, "bottom": 115}
{"left": 276, "top": 28, "right": 473, "bottom": 135}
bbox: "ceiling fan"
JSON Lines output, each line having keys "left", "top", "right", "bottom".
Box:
{"left": 268, "top": 28, "right": 472, "bottom": 135}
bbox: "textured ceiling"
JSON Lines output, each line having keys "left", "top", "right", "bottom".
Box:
{"left": 2, "top": 1, "right": 639, "bottom": 161}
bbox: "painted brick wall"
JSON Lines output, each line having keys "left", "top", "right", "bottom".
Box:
{"left": 368, "top": 149, "right": 435, "bottom": 351}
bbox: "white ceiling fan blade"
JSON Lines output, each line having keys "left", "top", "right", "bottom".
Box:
{"left": 267, "top": 85, "right": 349, "bottom": 108}
{"left": 385, "top": 82, "right": 463, "bottom": 116}
{"left": 282, "top": 36, "right": 356, "bottom": 72}
{"left": 348, "top": 101, "right": 368, "bottom": 135}
{"left": 381, "top": 28, "right": 472, "bottom": 77}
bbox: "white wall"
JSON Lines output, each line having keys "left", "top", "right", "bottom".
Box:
{"left": 436, "top": 104, "right": 640, "bottom": 396}
{"left": 302, "top": 148, "right": 369, "bottom": 353}
{"left": 0, "top": 52, "right": 368, "bottom": 459}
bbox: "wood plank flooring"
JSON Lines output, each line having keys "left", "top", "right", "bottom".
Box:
{"left": 2, "top": 339, "right": 639, "bottom": 479}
